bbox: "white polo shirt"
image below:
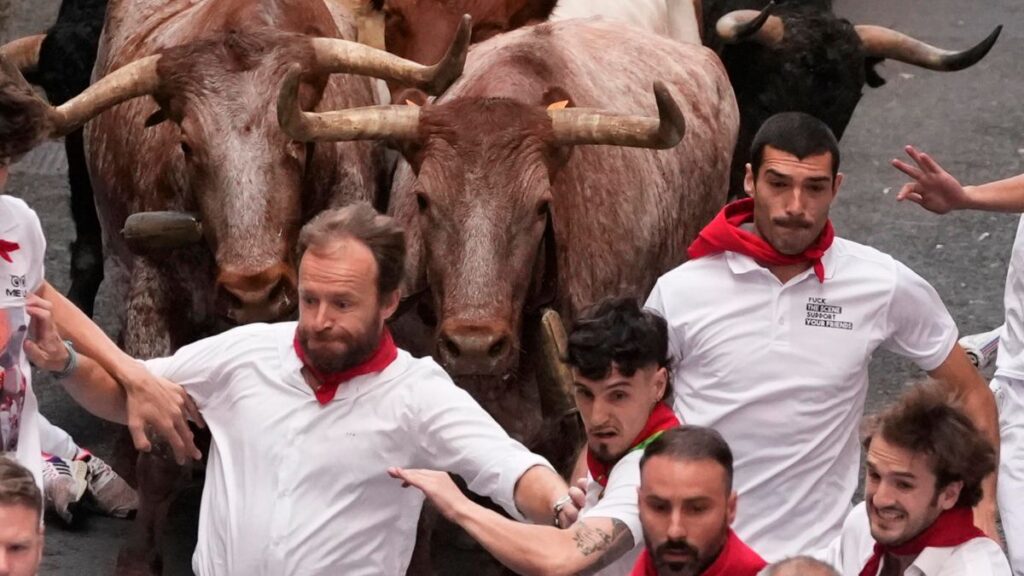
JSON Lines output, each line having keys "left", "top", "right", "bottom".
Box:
{"left": 817, "top": 502, "right": 1011, "bottom": 576}
{"left": 578, "top": 450, "right": 645, "bottom": 575}
{"left": 143, "top": 322, "right": 552, "bottom": 576}
{"left": 0, "top": 195, "right": 45, "bottom": 491}
{"left": 645, "top": 238, "right": 958, "bottom": 560}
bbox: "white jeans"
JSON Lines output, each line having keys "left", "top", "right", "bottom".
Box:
{"left": 37, "top": 413, "right": 80, "bottom": 460}
{"left": 992, "top": 375, "right": 1024, "bottom": 576}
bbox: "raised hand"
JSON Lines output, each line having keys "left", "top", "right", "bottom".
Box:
{"left": 892, "top": 145, "right": 970, "bottom": 214}
{"left": 23, "top": 294, "right": 70, "bottom": 372}
{"left": 388, "top": 467, "right": 470, "bottom": 522}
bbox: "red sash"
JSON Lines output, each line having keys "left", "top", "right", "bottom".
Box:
{"left": 686, "top": 198, "right": 834, "bottom": 283}
{"left": 0, "top": 239, "right": 20, "bottom": 263}
{"left": 630, "top": 529, "right": 767, "bottom": 576}
{"left": 292, "top": 329, "right": 398, "bottom": 405}
{"left": 858, "top": 507, "right": 986, "bottom": 576}
{"left": 587, "top": 402, "right": 679, "bottom": 487}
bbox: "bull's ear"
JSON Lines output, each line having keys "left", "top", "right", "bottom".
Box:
{"left": 507, "top": 0, "right": 558, "bottom": 29}
{"left": 394, "top": 87, "right": 429, "bottom": 107}
{"left": 389, "top": 88, "right": 428, "bottom": 171}
{"left": 543, "top": 86, "right": 574, "bottom": 175}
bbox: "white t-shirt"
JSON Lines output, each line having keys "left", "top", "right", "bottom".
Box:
{"left": 645, "top": 238, "right": 958, "bottom": 560}
{"left": 143, "top": 321, "right": 552, "bottom": 576}
{"left": 0, "top": 195, "right": 45, "bottom": 491}
{"left": 578, "top": 449, "right": 644, "bottom": 575}
{"left": 817, "top": 502, "right": 1011, "bottom": 576}
{"left": 996, "top": 215, "right": 1024, "bottom": 380}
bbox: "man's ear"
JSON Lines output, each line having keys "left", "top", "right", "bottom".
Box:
{"left": 937, "top": 481, "right": 963, "bottom": 511}
{"left": 381, "top": 288, "right": 402, "bottom": 321}
{"left": 727, "top": 490, "right": 738, "bottom": 525}
{"left": 832, "top": 172, "right": 844, "bottom": 199}
{"left": 654, "top": 367, "right": 668, "bottom": 403}
{"left": 508, "top": 0, "right": 558, "bottom": 29}
{"left": 743, "top": 163, "right": 756, "bottom": 198}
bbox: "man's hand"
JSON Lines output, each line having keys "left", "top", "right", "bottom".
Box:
{"left": 116, "top": 360, "right": 204, "bottom": 465}
{"left": 23, "top": 294, "right": 71, "bottom": 372}
{"left": 556, "top": 477, "right": 587, "bottom": 528}
{"left": 974, "top": 503, "right": 1004, "bottom": 548}
{"left": 892, "top": 145, "right": 971, "bottom": 214}
{"left": 389, "top": 467, "right": 471, "bottom": 522}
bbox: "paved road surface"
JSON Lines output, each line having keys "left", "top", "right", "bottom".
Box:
{"left": 1, "top": 0, "right": 1020, "bottom": 573}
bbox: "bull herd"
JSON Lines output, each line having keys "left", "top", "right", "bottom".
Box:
{"left": 0, "top": 0, "right": 1002, "bottom": 573}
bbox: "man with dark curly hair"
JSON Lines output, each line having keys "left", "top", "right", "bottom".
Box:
{"left": 392, "top": 297, "right": 681, "bottom": 575}
{"left": 819, "top": 383, "right": 1010, "bottom": 575}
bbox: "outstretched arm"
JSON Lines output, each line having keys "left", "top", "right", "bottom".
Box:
{"left": 893, "top": 145, "right": 1024, "bottom": 213}
{"left": 391, "top": 467, "right": 632, "bottom": 576}
{"left": 35, "top": 281, "right": 203, "bottom": 463}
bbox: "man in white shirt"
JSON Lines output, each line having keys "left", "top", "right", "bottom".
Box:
{"left": 0, "top": 457, "right": 44, "bottom": 576}
{"left": 645, "top": 112, "right": 999, "bottom": 560}
{"left": 26, "top": 202, "right": 575, "bottom": 575}
{"left": 391, "top": 297, "right": 680, "bottom": 575}
{"left": 819, "top": 383, "right": 1010, "bottom": 576}
{"left": 892, "top": 144, "right": 1024, "bottom": 575}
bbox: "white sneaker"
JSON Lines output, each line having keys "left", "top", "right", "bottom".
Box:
{"left": 41, "top": 454, "right": 88, "bottom": 523}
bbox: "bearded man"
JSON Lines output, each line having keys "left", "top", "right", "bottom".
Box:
{"left": 24, "top": 202, "right": 575, "bottom": 575}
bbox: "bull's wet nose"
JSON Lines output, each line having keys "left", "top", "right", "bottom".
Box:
{"left": 215, "top": 263, "right": 297, "bottom": 323}
{"left": 438, "top": 320, "right": 515, "bottom": 376}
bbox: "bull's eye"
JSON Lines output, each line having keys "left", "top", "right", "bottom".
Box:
{"left": 536, "top": 200, "right": 550, "bottom": 218}
{"left": 180, "top": 142, "right": 193, "bottom": 158}
{"left": 416, "top": 192, "right": 429, "bottom": 212}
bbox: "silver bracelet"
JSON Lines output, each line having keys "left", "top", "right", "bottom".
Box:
{"left": 553, "top": 494, "right": 573, "bottom": 528}
{"left": 52, "top": 340, "right": 78, "bottom": 380}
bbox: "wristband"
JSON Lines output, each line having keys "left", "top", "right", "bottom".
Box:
{"left": 553, "top": 494, "right": 573, "bottom": 527}
{"left": 52, "top": 340, "right": 78, "bottom": 380}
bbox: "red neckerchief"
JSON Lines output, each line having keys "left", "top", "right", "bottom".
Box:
{"left": 686, "top": 198, "right": 835, "bottom": 283}
{"left": 292, "top": 329, "right": 398, "bottom": 405}
{"left": 630, "top": 530, "right": 767, "bottom": 576}
{"left": 0, "top": 239, "right": 19, "bottom": 263}
{"left": 587, "top": 402, "right": 679, "bottom": 487}
{"left": 858, "top": 507, "right": 986, "bottom": 576}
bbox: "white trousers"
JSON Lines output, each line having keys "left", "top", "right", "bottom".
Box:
{"left": 37, "top": 413, "right": 80, "bottom": 460}
{"left": 993, "top": 375, "right": 1024, "bottom": 576}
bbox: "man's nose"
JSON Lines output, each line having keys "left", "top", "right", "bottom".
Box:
{"left": 666, "top": 509, "right": 688, "bottom": 540}
{"left": 872, "top": 482, "right": 897, "bottom": 509}
{"left": 0, "top": 548, "right": 10, "bottom": 575}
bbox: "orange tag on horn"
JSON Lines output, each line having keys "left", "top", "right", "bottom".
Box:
{"left": 547, "top": 100, "right": 570, "bottom": 110}
{"left": 405, "top": 99, "right": 420, "bottom": 107}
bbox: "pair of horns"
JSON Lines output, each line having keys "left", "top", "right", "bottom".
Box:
{"left": 0, "top": 16, "right": 472, "bottom": 140}
{"left": 716, "top": 2, "right": 1002, "bottom": 72}
{"left": 278, "top": 66, "right": 686, "bottom": 150}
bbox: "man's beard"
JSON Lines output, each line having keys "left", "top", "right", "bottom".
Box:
{"left": 298, "top": 319, "right": 382, "bottom": 374}
{"left": 647, "top": 525, "right": 727, "bottom": 576}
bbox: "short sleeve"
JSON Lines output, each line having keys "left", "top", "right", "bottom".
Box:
{"left": 25, "top": 206, "right": 45, "bottom": 292}
{"left": 881, "top": 261, "right": 958, "bottom": 371}
{"left": 142, "top": 329, "right": 247, "bottom": 409}
{"left": 579, "top": 450, "right": 642, "bottom": 545}
{"left": 414, "top": 362, "right": 553, "bottom": 521}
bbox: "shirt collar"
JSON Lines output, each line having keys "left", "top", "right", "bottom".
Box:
{"left": 723, "top": 242, "right": 839, "bottom": 281}
{"left": 909, "top": 545, "right": 956, "bottom": 575}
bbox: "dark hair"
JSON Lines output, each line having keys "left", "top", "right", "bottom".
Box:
{"left": 0, "top": 56, "right": 54, "bottom": 160}
{"left": 640, "top": 425, "right": 734, "bottom": 491}
{"left": 566, "top": 297, "right": 672, "bottom": 401}
{"left": 861, "top": 382, "right": 996, "bottom": 508}
{"left": 297, "top": 201, "right": 407, "bottom": 297}
{"left": 750, "top": 112, "right": 840, "bottom": 178}
{"left": 0, "top": 457, "right": 42, "bottom": 516}
{"left": 764, "top": 556, "right": 840, "bottom": 576}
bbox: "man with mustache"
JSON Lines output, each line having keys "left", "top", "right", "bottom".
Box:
{"left": 391, "top": 297, "right": 681, "bottom": 575}
{"left": 631, "top": 425, "right": 766, "bottom": 576}
{"left": 819, "top": 383, "right": 1010, "bottom": 575}
{"left": 645, "top": 112, "right": 999, "bottom": 559}
{"left": 24, "top": 202, "right": 576, "bottom": 575}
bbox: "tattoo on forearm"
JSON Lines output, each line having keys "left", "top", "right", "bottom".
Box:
{"left": 573, "top": 519, "right": 634, "bottom": 575}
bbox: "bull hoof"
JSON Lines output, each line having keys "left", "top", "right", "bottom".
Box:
{"left": 68, "top": 237, "right": 104, "bottom": 317}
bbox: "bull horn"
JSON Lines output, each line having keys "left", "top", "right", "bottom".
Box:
{"left": 548, "top": 81, "right": 686, "bottom": 149}
{"left": 278, "top": 64, "right": 421, "bottom": 142}
{"left": 0, "top": 34, "right": 45, "bottom": 74}
{"left": 538, "top": 308, "right": 575, "bottom": 420}
{"left": 121, "top": 211, "right": 203, "bottom": 253}
{"left": 856, "top": 25, "right": 1002, "bottom": 71}
{"left": 310, "top": 14, "right": 470, "bottom": 95}
{"left": 716, "top": 3, "right": 784, "bottom": 46}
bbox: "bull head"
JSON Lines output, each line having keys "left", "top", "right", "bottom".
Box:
{"left": 716, "top": 3, "right": 1002, "bottom": 73}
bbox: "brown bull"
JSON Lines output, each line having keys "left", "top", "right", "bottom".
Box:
{"left": 280, "top": 19, "right": 739, "bottom": 470}
{"left": 0, "top": 1, "right": 467, "bottom": 573}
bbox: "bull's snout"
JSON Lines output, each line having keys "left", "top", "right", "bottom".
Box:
{"left": 215, "top": 263, "right": 297, "bottom": 324}
{"left": 437, "top": 319, "right": 515, "bottom": 376}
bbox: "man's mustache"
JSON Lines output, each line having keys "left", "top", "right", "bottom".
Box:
{"left": 656, "top": 539, "right": 698, "bottom": 558}
{"left": 772, "top": 217, "right": 813, "bottom": 229}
